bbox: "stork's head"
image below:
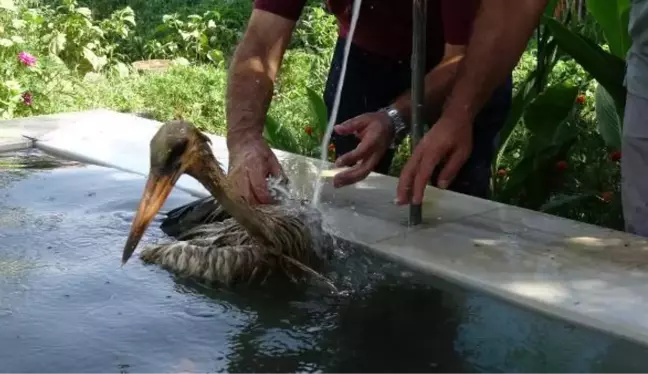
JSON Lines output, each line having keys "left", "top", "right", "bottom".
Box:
{"left": 121, "top": 120, "right": 216, "bottom": 265}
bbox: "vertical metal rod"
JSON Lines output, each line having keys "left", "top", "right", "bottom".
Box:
{"left": 409, "top": 0, "right": 426, "bottom": 226}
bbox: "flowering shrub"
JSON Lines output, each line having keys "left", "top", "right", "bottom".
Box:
{"left": 0, "top": 0, "right": 138, "bottom": 118}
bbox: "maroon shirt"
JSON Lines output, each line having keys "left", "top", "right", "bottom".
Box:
{"left": 254, "top": 0, "right": 477, "bottom": 65}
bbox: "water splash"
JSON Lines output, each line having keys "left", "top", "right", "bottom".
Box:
{"left": 311, "top": 0, "right": 363, "bottom": 208}
{"left": 265, "top": 174, "right": 337, "bottom": 262}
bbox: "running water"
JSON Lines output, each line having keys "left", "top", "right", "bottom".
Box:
{"left": 311, "top": 0, "right": 363, "bottom": 208}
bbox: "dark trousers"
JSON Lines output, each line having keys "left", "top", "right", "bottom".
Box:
{"left": 323, "top": 38, "right": 513, "bottom": 199}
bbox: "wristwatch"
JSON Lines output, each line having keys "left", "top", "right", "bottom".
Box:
{"left": 380, "top": 105, "right": 408, "bottom": 149}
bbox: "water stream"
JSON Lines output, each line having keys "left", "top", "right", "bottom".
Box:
{"left": 2, "top": 148, "right": 648, "bottom": 372}
{"left": 311, "top": 0, "right": 363, "bottom": 208}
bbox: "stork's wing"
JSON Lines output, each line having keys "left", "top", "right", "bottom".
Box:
{"left": 160, "top": 196, "right": 231, "bottom": 237}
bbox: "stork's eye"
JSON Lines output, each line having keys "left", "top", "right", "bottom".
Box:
{"left": 162, "top": 139, "right": 188, "bottom": 171}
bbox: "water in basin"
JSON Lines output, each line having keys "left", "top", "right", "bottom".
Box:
{"left": 1, "top": 148, "right": 648, "bottom": 373}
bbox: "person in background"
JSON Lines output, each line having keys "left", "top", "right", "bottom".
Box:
{"left": 225, "top": 0, "right": 513, "bottom": 205}
{"left": 395, "top": 0, "right": 549, "bottom": 205}
{"left": 622, "top": 0, "right": 648, "bottom": 237}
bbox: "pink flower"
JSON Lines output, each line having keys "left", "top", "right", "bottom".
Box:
{"left": 17, "top": 51, "right": 36, "bottom": 66}
{"left": 22, "top": 92, "right": 33, "bottom": 106}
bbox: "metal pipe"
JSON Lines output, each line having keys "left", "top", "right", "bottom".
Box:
{"left": 409, "top": 0, "right": 426, "bottom": 226}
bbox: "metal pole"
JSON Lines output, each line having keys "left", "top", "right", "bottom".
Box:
{"left": 409, "top": 0, "right": 426, "bottom": 226}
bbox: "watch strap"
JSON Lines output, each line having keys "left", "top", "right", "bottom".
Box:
{"left": 380, "top": 106, "right": 408, "bottom": 149}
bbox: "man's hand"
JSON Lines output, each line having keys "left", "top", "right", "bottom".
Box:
{"left": 227, "top": 137, "right": 284, "bottom": 205}
{"left": 332, "top": 111, "right": 394, "bottom": 188}
{"left": 396, "top": 115, "right": 472, "bottom": 205}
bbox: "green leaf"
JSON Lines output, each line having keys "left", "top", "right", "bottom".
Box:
{"left": 171, "top": 57, "right": 190, "bottom": 66}
{"left": 112, "top": 62, "right": 130, "bottom": 78}
{"left": 494, "top": 33, "right": 560, "bottom": 169}
{"left": 76, "top": 7, "right": 92, "bottom": 18}
{"left": 3, "top": 79, "right": 21, "bottom": 94}
{"left": 120, "top": 6, "right": 136, "bottom": 25}
{"left": 82, "top": 47, "right": 107, "bottom": 72}
{"left": 11, "top": 19, "right": 25, "bottom": 29}
{"left": 595, "top": 84, "right": 623, "bottom": 150}
{"left": 543, "top": 16, "right": 627, "bottom": 110}
{"left": 263, "top": 115, "right": 300, "bottom": 153}
{"left": 494, "top": 70, "right": 540, "bottom": 166}
{"left": 496, "top": 42, "right": 557, "bottom": 148}
{"left": 207, "top": 49, "right": 223, "bottom": 63}
{"left": 48, "top": 32, "right": 66, "bottom": 55}
{"left": 305, "top": 86, "right": 328, "bottom": 135}
{"left": 585, "top": 0, "right": 631, "bottom": 58}
{"left": 497, "top": 82, "right": 579, "bottom": 206}
{"left": 523, "top": 82, "right": 579, "bottom": 142}
{"left": 539, "top": 192, "right": 598, "bottom": 212}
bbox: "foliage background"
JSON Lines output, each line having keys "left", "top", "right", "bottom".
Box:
{"left": 0, "top": 0, "right": 627, "bottom": 231}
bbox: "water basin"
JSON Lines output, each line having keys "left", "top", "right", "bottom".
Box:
{"left": 1, "top": 149, "right": 647, "bottom": 373}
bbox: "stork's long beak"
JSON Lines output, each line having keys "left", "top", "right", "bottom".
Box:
{"left": 122, "top": 171, "right": 180, "bottom": 265}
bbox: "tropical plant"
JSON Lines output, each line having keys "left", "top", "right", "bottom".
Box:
{"left": 543, "top": 0, "right": 630, "bottom": 150}
{"left": 264, "top": 86, "right": 332, "bottom": 159}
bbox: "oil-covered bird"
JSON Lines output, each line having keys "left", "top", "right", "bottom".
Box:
{"left": 121, "top": 120, "right": 333, "bottom": 287}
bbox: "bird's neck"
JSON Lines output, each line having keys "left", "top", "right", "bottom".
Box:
{"left": 200, "top": 161, "right": 274, "bottom": 246}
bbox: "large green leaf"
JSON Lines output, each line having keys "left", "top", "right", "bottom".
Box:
{"left": 523, "top": 82, "right": 579, "bottom": 142}
{"left": 585, "top": 0, "right": 631, "bottom": 58}
{"left": 543, "top": 16, "right": 627, "bottom": 110}
{"left": 595, "top": 84, "right": 623, "bottom": 150}
{"left": 497, "top": 82, "right": 579, "bottom": 206}
{"left": 263, "top": 115, "right": 300, "bottom": 153}
{"left": 539, "top": 192, "right": 599, "bottom": 212}
{"left": 498, "top": 129, "right": 578, "bottom": 208}
{"left": 494, "top": 32, "right": 560, "bottom": 169}
{"left": 305, "top": 86, "right": 328, "bottom": 136}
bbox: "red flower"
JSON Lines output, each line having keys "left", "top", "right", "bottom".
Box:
{"left": 304, "top": 126, "right": 313, "bottom": 136}
{"left": 576, "top": 94, "right": 586, "bottom": 104}
{"left": 22, "top": 91, "right": 32, "bottom": 106}
{"left": 609, "top": 151, "right": 621, "bottom": 162}
{"left": 600, "top": 191, "right": 613, "bottom": 202}
{"left": 328, "top": 143, "right": 335, "bottom": 152}
{"left": 555, "top": 160, "right": 568, "bottom": 171}
{"left": 497, "top": 168, "right": 507, "bottom": 177}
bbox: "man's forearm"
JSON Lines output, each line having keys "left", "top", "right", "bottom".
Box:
{"left": 390, "top": 53, "right": 465, "bottom": 124}
{"left": 226, "top": 41, "right": 276, "bottom": 147}
{"left": 442, "top": 0, "right": 548, "bottom": 123}
{"left": 225, "top": 10, "right": 294, "bottom": 149}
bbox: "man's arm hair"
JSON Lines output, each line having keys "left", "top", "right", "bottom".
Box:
{"left": 226, "top": 9, "right": 297, "bottom": 149}
{"left": 442, "top": 0, "right": 548, "bottom": 124}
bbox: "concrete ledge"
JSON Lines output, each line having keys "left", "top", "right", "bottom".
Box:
{"left": 2, "top": 109, "right": 648, "bottom": 347}
{"left": 0, "top": 137, "right": 32, "bottom": 152}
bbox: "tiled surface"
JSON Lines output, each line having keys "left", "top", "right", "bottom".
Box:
{"left": 3, "top": 109, "right": 648, "bottom": 346}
